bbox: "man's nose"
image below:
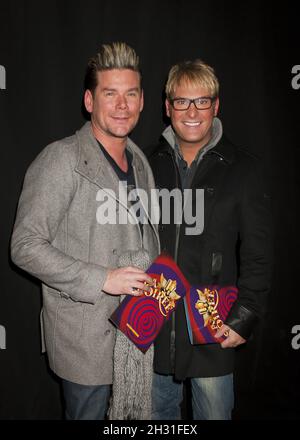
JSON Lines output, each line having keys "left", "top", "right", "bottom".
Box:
{"left": 116, "top": 94, "right": 128, "bottom": 109}
{"left": 186, "top": 101, "right": 198, "bottom": 116}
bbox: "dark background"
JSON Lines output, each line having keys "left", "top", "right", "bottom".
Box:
{"left": 0, "top": 0, "right": 299, "bottom": 420}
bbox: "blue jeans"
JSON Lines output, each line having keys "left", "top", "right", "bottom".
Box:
{"left": 62, "top": 379, "right": 111, "bottom": 420}
{"left": 152, "top": 373, "right": 234, "bottom": 420}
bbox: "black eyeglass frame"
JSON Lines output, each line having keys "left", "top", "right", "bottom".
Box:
{"left": 169, "top": 96, "right": 217, "bottom": 111}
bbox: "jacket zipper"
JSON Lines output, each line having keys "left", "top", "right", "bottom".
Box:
{"left": 168, "top": 151, "right": 209, "bottom": 371}
{"left": 169, "top": 152, "right": 182, "bottom": 372}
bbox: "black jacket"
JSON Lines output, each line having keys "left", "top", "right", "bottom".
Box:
{"left": 146, "top": 134, "right": 273, "bottom": 379}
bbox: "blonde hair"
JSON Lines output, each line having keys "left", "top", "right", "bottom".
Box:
{"left": 84, "top": 42, "right": 141, "bottom": 93}
{"left": 166, "top": 59, "right": 219, "bottom": 99}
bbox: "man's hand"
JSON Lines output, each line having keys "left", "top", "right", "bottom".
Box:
{"left": 215, "top": 324, "right": 246, "bottom": 348}
{"left": 102, "top": 266, "right": 153, "bottom": 296}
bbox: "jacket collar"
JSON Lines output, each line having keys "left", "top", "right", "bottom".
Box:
{"left": 206, "top": 136, "right": 236, "bottom": 164}
{"left": 74, "top": 122, "right": 156, "bottom": 230}
{"left": 152, "top": 129, "right": 236, "bottom": 165}
{"left": 75, "top": 121, "right": 143, "bottom": 188}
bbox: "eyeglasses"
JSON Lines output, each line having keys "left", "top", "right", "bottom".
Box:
{"left": 169, "top": 96, "right": 216, "bottom": 111}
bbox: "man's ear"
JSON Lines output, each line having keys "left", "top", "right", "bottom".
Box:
{"left": 84, "top": 89, "right": 93, "bottom": 114}
{"left": 140, "top": 89, "right": 144, "bottom": 112}
{"left": 213, "top": 97, "right": 220, "bottom": 116}
{"left": 165, "top": 98, "right": 171, "bottom": 117}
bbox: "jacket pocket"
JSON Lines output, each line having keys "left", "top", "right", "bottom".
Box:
{"left": 55, "top": 297, "right": 85, "bottom": 344}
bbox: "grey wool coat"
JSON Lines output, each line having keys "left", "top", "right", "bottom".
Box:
{"left": 11, "top": 122, "right": 160, "bottom": 385}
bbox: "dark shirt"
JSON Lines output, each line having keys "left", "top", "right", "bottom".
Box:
{"left": 97, "top": 140, "right": 145, "bottom": 234}
{"left": 98, "top": 141, "right": 135, "bottom": 187}
{"left": 176, "top": 154, "right": 197, "bottom": 189}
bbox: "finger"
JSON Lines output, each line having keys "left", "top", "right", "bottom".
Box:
{"left": 127, "top": 273, "right": 153, "bottom": 285}
{"left": 221, "top": 338, "right": 235, "bottom": 349}
{"left": 215, "top": 326, "right": 224, "bottom": 339}
{"left": 221, "top": 341, "right": 232, "bottom": 349}
{"left": 220, "top": 340, "right": 228, "bottom": 348}
{"left": 215, "top": 325, "right": 229, "bottom": 339}
{"left": 221, "top": 334, "right": 243, "bottom": 348}
{"left": 128, "top": 281, "right": 150, "bottom": 295}
{"left": 128, "top": 287, "right": 144, "bottom": 297}
{"left": 215, "top": 330, "right": 222, "bottom": 339}
{"left": 140, "top": 282, "right": 152, "bottom": 292}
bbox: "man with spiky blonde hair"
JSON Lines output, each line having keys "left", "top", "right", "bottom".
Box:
{"left": 147, "top": 59, "right": 272, "bottom": 420}
{"left": 11, "top": 42, "right": 159, "bottom": 420}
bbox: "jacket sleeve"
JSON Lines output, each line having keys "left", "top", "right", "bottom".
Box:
{"left": 11, "top": 141, "right": 109, "bottom": 305}
{"left": 225, "top": 159, "right": 273, "bottom": 339}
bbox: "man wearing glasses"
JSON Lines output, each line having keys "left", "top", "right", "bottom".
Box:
{"left": 147, "top": 59, "right": 272, "bottom": 419}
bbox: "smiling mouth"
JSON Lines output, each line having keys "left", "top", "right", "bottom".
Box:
{"left": 183, "top": 122, "right": 201, "bottom": 127}
{"left": 111, "top": 117, "right": 131, "bottom": 125}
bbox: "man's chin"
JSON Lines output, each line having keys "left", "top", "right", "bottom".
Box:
{"left": 108, "top": 125, "right": 137, "bottom": 139}
{"left": 177, "top": 132, "right": 211, "bottom": 146}
{"left": 109, "top": 130, "right": 131, "bottom": 139}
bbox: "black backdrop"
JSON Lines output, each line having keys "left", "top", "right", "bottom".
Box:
{"left": 0, "top": 0, "right": 299, "bottom": 420}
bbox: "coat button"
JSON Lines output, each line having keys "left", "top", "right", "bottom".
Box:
{"left": 112, "top": 249, "right": 117, "bottom": 254}
{"left": 104, "top": 329, "right": 111, "bottom": 336}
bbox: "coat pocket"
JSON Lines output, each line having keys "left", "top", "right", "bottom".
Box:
{"left": 56, "top": 297, "right": 85, "bottom": 343}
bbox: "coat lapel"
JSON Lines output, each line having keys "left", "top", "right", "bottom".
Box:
{"left": 75, "top": 122, "right": 120, "bottom": 194}
{"left": 74, "top": 122, "right": 155, "bottom": 228}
